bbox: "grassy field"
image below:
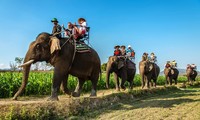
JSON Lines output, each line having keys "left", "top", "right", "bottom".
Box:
{"left": 1, "top": 71, "right": 199, "bottom": 98}
{"left": 0, "top": 71, "right": 200, "bottom": 98}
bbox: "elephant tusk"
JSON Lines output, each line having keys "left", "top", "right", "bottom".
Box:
{"left": 19, "top": 60, "right": 34, "bottom": 67}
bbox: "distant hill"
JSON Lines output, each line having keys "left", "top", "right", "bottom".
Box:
{"left": 160, "top": 69, "right": 200, "bottom": 76}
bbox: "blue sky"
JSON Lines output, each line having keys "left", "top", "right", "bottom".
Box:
{"left": 0, "top": 0, "right": 200, "bottom": 71}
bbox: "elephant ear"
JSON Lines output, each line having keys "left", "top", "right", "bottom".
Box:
{"left": 49, "top": 36, "right": 61, "bottom": 54}
{"left": 171, "top": 69, "right": 175, "bottom": 75}
{"left": 117, "top": 60, "right": 124, "bottom": 69}
{"left": 149, "top": 64, "right": 153, "bottom": 71}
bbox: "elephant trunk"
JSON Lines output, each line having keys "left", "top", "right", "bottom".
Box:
{"left": 13, "top": 52, "right": 32, "bottom": 100}
{"left": 106, "top": 63, "right": 112, "bottom": 88}
{"left": 106, "top": 70, "right": 111, "bottom": 88}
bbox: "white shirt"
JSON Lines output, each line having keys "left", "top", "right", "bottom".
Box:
{"left": 80, "top": 21, "right": 87, "bottom": 31}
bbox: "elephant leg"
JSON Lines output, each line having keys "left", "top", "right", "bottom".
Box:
{"left": 48, "top": 68, "right": 67, "bottom": 101}
{"left": 169, "top": 78, "right": 172, "bottom": 85}
{"left": 120, "top": 70, "right": 127, "bottom": 90}
{"left": 72, "top": 78, "right": 85, "bottom": 97}
{"left": 165, "top": 77, "right": 169, "bottom": 85}
{"left": 187, "top": 77, "right": 190, "bottom": 83}
{"left": 90, "top": 76, "right": 99, "bottom": 97}
{"left": 150, "top": 81, "right": 153, "bottom": 87}
{"left": 141, "top": 75, "right": 145, "bottom": 89}
{"left": 146, "top": 75, "right": 151, "bottom": 89}
{"left": 114, "top": 73, "right": 120, "bottom": 91}
{"left": 128, "top": 77, "right": 134, "bottom": 89}
{"left": 128, "top": 72, "right": 134, "bottom": 89}
{"left": 174, "top": 78, "right": 177, "bottom": 85}
{"left": 191, "top": 78, "right": 194, "bottom": 85}
{"left": 146, "top": 79, "right": 150, "bottom": 89}
{"left": 60, "top": 74, "right": 71, "bottom": 95}
{"left": 153, "top": 79, "right": 157, "bottom": 87}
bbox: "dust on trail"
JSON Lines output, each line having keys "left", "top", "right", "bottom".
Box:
{"left": 88, "top": 88, "right": 200, "bottom": 120}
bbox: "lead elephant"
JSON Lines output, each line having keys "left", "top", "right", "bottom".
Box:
{"left": 164, "top": 67, "right": 179, "bottom": 85}
{"left": 106, "top": 56, "right": 136, "bottom": 91}
{"left": 139, "top": 54, "right": 160, "bottom": 89}
{"left": 13, "top": 32, "right": 101, "bottom": 100}
{"left": 186, "top": 67, "right": 197, "bottom": 84}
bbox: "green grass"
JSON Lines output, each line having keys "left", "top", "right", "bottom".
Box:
{"left": 0, "top": 71, "right": 199, "bottom": 98}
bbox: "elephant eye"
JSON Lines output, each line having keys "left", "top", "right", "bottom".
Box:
{"left": 35, "top": 44, "right": 41, "bottom": 51}
{"left": 36, "top": 44, "right": 40, "bottom": 48}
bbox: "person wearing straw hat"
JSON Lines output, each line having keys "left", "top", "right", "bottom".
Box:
{"left": 73, "top": 18, "right": 87, "bottom": 40}
{"left": 51, "top": 18, "right": 62, "bottom": 39}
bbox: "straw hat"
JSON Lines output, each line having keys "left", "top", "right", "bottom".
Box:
{"left": 78, "top": 18, "right": 86, "bottom": 23}
{"left": 114, "top": 45, "right": 120, "bottom": 49}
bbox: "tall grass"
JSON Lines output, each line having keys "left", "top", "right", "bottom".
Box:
{"left": 0, "top": 71, "right": 199, "bottom": 98}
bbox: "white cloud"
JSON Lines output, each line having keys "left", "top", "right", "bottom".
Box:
{"left": 0, "top": 63, "right": 9, "bottom": 69}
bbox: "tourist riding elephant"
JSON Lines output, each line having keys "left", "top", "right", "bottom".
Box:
{"left": 164, "top": 67, "right": 179, "bottom": 85}
{"left": 13, "top": 32, "right": 101, "bottom": 101}
{"left": 186, "top": 67, "right": 197, "bottom": 84}
{"left": 139, "top": 54, "right": 160, "bottom": 89}
{"left": 106, "top": 56, "right": 136, "bottom": 91}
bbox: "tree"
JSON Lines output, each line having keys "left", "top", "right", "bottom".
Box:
{"left": 101, "top": 63, "right": 107, "bottom": 72}
{"left": 15, "top": 57, "right": 24, "bottom": 66}
{"left": 9, "top": 62, "right": 17, "bottom": 71}
{"left": 15, "top": 57, "right": 24, "bottom": 71}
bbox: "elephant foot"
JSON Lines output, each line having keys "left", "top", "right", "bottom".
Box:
{"left": 64, "top": 90, "right": 72, "bottom": 96}
{"left": 65, "top": 94, "right": 72, "bottom": 98}
{"left": 90, "top": 89, "right": 97, "bottom": 97}
{"left": 12, "top": 97, "right": 18, "bottom": 101}
{"left": 129, "top": 87, "right": 133, "bottom": 90}
{"left": 72, "top": 92, "right": 80, "bottom": 97}
{"left": 47, "top": 96, "right": 59, "bottom": 101}
{"left": 120, "top": 86, "right": 126, "bottom": 91}
{"left": 116, "top": 88, "right": 120, "bottom": 91}
{"left": 90, "top": 94, "right": 97, "bottom": 97}
{"left": 106, "top": 85, "right": 109, "bottom": 89}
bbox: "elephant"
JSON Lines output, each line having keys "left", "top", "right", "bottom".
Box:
{"left": 186, "top": 67, "right": 197, "bottom": 84}
{"left": 106, "top": 56, "right": 136, "bottom": 91}
{"left": 139, "top": 54, "right": 160, "bottom": 89}
{"left": 164, "top": 67, "right": 179, "bottom": 85}
{"left": 13, "top": 32, "right": 101, "bottom": 101}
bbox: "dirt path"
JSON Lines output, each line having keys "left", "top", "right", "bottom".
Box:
{"left": 0, "top": 86, "right": 200, "bottom": 120}
{"left": 86, "top": 87, "right": 200, "bottom": 120}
